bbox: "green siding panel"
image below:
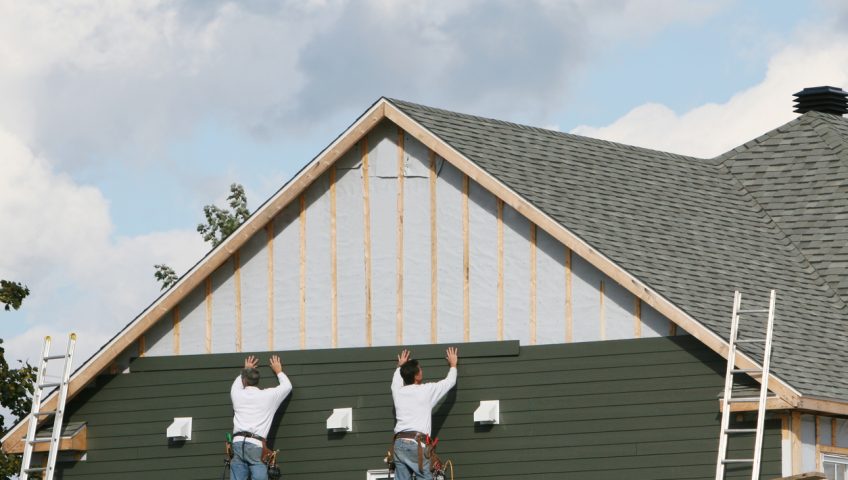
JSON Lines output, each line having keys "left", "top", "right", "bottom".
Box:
{"left": 56, "top": 336, "right": 781, "bottom": 479}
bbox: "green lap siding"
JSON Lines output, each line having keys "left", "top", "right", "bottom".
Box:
{"left": 55, "top": 336, "right": 781, "bottom": 479}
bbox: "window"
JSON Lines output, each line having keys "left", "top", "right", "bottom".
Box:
{"left": 824, "top": 454, "right": 848, "bottom": 480}
{"left": 366, "top": 469, "right": 393, "bottom": 480}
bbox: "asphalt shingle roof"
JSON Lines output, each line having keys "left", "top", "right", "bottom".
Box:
{"left": 720, "top": 111, "right": 848, "bottom": 305}
{"left": 388, "top": 98, "right": 848, "bottom": 401}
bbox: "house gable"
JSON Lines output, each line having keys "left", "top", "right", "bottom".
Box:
{"left": 12, "top": 97, "right": 845, "bottom": 453}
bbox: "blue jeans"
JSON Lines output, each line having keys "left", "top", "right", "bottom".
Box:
{"left": 231, "top": 441, "right": 267, "bottom": 480}
{"left": 393, "top": 438, "right": 432, "bottom": 480}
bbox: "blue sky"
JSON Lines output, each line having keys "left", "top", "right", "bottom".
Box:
{"left": 1, "top": 0, "right": 847, "bottom": 368}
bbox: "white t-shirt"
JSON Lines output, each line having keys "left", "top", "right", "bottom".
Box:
{"left": 391, "top": 367, "right": 457, "bottom": 436}
{"left": 231, "top": 372, "right": 292, "bottom": 446}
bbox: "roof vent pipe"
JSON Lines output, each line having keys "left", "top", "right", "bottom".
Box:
{"left": 793, "top": 86, "right": 848, "bottom": 116}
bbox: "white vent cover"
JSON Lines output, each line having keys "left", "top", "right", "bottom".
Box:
{"left": 326, "top": 407, "right": 353, "bottom": 432}
{"left": 474, "top": 400, "right": 500, "bottom": 424}
{"left": 166, "top": 417, "right": 192, "bottom": 440}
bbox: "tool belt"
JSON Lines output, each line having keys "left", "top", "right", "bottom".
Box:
{"left": 233, "top": 431, "right": 275, "bottom": 465}
{"left": 386, "top": 431, "right": 442, "bottom": 475}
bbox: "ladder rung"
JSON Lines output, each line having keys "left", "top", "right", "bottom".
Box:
{"left": 25, "top": 467, "right": 47, "bottom": 473}
{"left": 728, "top": 396, "right": 771, "bottom": 403}
{"left": 722, "top": 458, "right": 755, "bottom": 464}
{"left": 735, "top": 338, "right": 766, "bottom": 343}
{"left": 38, "top": 382, "right": 61, "bottom": 388}
{"left": 33, "top": 410, "right": 56, "bottom": 416}
{"left": 29, "top": 438, "right": 52, "bottom": 444}
{"left": 731, "top": 368, "right": 762, "bottom": 374}
{"left": 725, "top": 428, "right": 757, "bottom": 434}
{"left": 737, "top": 309, "right": 769, "bottom": 314}
{"left": 43, "top": 354, "right": 68, "bottom": 360}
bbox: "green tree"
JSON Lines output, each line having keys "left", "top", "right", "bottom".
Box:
{"left": 0, "top": 281, "right": 34, "bottom": 478}
{"left": 0, "top": 280, "right": 29, "bottom": 311}
{"left": 196, "top": 183, "right": 250, "bottom": 247}
{"left": 153, "top": 264, "right": 178, "bottom": 291}
{"left": 153, "top": 183, "right": 250, "bottom": 289}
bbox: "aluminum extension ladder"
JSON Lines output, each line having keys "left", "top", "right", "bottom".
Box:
{"left": 20, "top": 333, "right": 77, "bottom": 480}
{"left": 715, "top": 290, "right": 776, "bottom": 480}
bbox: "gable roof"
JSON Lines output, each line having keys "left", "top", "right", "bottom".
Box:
{"left": 5, "top": 97, "right": 848, "bottom": 452}
{"left": 386, "top": 98, "right": 848, "bottom": 403}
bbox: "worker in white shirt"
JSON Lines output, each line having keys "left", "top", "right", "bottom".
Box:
{"left": 391, "top": 347, "right": 458, "bottom": 480}
{"left": 230, "top": 354, "right": 292, "bottom": 480}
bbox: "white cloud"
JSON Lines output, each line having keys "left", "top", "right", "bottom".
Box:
{"left": 0, "top": 0, "right": 723, "bottom": 169}
{"left": 571, "top": 29, "right": 848, "bottom": 158}
{"left": 0, "top": 127, "right": 207, "bottom": 369}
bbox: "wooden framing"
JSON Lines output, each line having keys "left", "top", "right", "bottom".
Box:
{"left": 599, "top": 279, "right": 606, "bottom": 340}
{"left": 17, "top": 96, "right": 848, "bottom": 454}
{"left": 5, "top": 425, "right": 87, "bottom": 454}
{"left": 205, "top": 277, "right": 212, "bottom": 353}
{"left": 429, "top": 150, "right": 438, "bottom": 343}
{"left": 833, "top": 418, "right": 838, "bottom": 447}
{"left": 266, "top": 222, "right": 274, "bottom": 351}
{"left": 497, "top": 199, "right": 504, "bottom": 341}
{"left": 793, "top": 411, "right": 803, "bottom": 474}
{"left": 138, "top": 336, "right": 145, "bottom": 358}
{"left": 299, "top": 194, "right": 307, "bottom": 349}
{"left": 330, "top": 166, "right": 338, "bottom": 348}
{"left": 362, "top": 138, "right": 373, "bottom": 347}
{"left": 462, "top": 174, "right": 470, "bottom": 342}
{"left": 669, "top": 320, "right": 677, "bottom": 336}
{"left": 565, "top": 247, "right": 572, "bottom": 343}
{"left": 172, "top": 306, "right": 180, "bottom": 355}
{"left": 816, "top": 415, "right": 822, "bottom": 471}
{"left": 719, "top": 396, "right": 792, "bottom": 412}
{"left": 396, "top": 127, "right": 405, "bottom": 345}
{"left": 634, "top": 297, "right": 642, "bottom": 338}
{"left": 234, "top": 251, "right": 242, "bottom": 352}
{"left": 530, "top": 224, "right": 537, "bottom": 344}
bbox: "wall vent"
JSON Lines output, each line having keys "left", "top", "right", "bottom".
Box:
{"left": 793, "top": 86, "right": 848, "bottom": 115}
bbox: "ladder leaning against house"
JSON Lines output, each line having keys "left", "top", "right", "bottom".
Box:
{"left": 715, "top": 290, "right": 777, "bottom": 480}
{"left": 19, "top": 333, "right": 77, "bottom": 480}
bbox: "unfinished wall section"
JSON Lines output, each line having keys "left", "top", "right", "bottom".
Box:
{"left": 138, "top": 118, "right": 684, "bottom": 362}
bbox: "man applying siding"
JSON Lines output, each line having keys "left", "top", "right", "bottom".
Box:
{"left": 230, "top": 355, "right": 292, "bottom": 480}
{"left": 391, "top": 347, "right": 458, "bottom": 480}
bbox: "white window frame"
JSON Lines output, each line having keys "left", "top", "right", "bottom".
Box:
{"left": 822, "top": 453, "right": 848, "bottom": 480}
{"left": 366, "top": 468, "right": 393, "bottom": 480}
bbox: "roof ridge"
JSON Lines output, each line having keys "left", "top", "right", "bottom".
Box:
{"left": 385, "top": 97, "right": 703, "bottom": 162}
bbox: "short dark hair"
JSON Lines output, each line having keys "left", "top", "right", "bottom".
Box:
{"left": 400, "top": 359, "right": 419, "bottom": 385}
{"left": 242, "top": 368, "right": 260, "bottom": 387}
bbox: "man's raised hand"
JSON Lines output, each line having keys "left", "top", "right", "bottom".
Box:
{"left": 244, "top": 355, "right": 259, "bottom": 369}
{"left": 270, "top": 355, "right": 283, "bottom": 375}
{"left": 446, "top": 347, "right": 458, "bottom": 368}
{"left": 397, "top": 349, "right": 411, "bottom": 368}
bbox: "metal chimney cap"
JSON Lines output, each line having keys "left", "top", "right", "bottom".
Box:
{"left": 793, "top": 86, "right": 848, "bottom": 115}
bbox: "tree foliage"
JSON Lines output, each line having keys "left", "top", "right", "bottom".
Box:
{"left": 197, "top": 183, "right": 250, "bottom": 247}
{"left": 0, "top": 280, "right": 29, "bottom": 311}
{"left": 153, "top": 264, "right": 178, "bottom": 291}
{"left": 0, "top": 281, "right": 34, "bottom": 478}
{"left": 153, "top": 183, "right": 250, "bottom": 290}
